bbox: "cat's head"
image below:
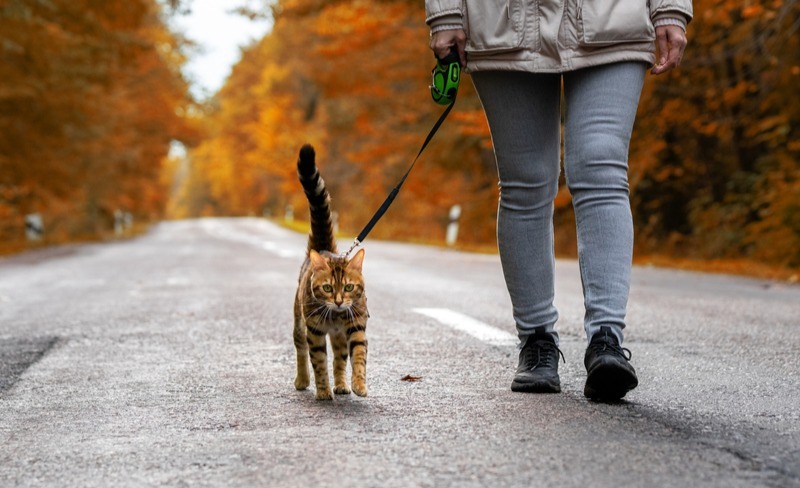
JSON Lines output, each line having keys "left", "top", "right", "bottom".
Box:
{"left": 309, "top": 249, "right": 366, "bottom": 312}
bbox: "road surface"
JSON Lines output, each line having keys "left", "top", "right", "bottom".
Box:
{"left": 1, "top": 218, "right": 798, "bottom": 487}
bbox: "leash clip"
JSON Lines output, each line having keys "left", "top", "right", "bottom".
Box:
{"left": 345, "top": 238, "right": 362, "bottom": 258}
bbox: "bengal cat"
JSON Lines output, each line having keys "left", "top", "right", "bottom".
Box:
{"left": 293, "top": 144, "right": 369, "bottom": 400}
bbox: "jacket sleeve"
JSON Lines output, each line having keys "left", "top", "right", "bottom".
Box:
{"left": 425, "top": 0, "right": 463, "bottom": 26}
{"left": 649, "top": 0, "right": 693, "bottom": 24}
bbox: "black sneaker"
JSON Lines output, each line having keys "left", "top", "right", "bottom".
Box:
{"left": 584, "top": 326, "right": 638, "bottom": 401}
{"left": 511, "top": 331, "right": 564, "bottom": 393}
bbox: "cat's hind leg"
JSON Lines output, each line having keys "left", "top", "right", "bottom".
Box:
{"left": 293, "top": 310, "right": 310, "bottom": 391}
{"left": 330, "top": 330, "right": 351, "bottom": 395}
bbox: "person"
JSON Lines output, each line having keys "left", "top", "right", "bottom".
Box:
{"left": 426, "top": 0, "right": 691, "bottom": 400}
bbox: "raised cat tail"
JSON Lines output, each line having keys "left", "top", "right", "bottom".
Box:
{"left": 297, "top": 144, "right": 336, "bottom": 253}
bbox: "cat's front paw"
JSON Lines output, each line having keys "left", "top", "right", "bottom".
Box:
{"left": 315, "top": 388, "right": 333, "bottom": 401}
{"left": 352, "top": 383, "right": 368, "bottom": 397}
{"left": 334, "top": 385, "right": 351, "bottom": 395}
{"left": 295, "top": 376, "right": 309, "bottom": 391}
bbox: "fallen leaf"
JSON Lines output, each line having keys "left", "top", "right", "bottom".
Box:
{"left": 400, "top": 375, "right": 422, "bottom": 382}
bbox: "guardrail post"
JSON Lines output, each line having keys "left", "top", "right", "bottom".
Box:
{"left": 446, "top": 204, "right": 461, "bottom": 246}
{"left": 25, "top": 213, "right": 44, "bottom": 241}
{"left": 114, "top": 210, "right": 124, "bottom": 236}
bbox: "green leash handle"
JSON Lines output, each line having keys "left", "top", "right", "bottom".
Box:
{"left": 431, "top": 48, "right": 461, "bottom": 105}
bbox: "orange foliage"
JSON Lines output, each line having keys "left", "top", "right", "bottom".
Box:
{"left": 175, "top": 0, "right": 497, "bottom": 244}
{"left": 0, "top": 0, "right": 193, "bottom": 247}
{"left": 631, "top": 0, "right": 800, "bottom": 268}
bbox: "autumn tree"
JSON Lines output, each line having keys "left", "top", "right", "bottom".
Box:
{"left": 173, "top": 0, "right": 497, "bottom": 244}
{"left": 0, "top": 0, "right": 193, "bottom": 248}
{"left": 630, "top": 0, "right": 800, "bottom": 267}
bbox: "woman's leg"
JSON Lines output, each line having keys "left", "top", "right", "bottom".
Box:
{"left": 563, "top": 62, "right": 647, "bottom": 345}
{"left": 471, "top": 70, "right": 562, "bottom": 343}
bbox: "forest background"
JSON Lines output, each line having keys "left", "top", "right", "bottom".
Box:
{"left": 1, "top": 0, "right": 798, "bottom": 278}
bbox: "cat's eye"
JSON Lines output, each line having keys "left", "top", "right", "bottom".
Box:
{"left": 322, "top": 284, "right": 333, "bottom": 293}
{"left": 344, "top": 284, "right": 354, "bottom": 292}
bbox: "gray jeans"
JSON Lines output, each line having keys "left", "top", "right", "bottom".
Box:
{"left": 471, "top": 62, "right": 647, "bottom": 345}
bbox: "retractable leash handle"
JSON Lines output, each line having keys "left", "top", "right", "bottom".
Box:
{"left": 431, "top": 48, "right": 461, "bottom": 105}
{"left": 345, "top": 49, "right": 461, "bottom": 258}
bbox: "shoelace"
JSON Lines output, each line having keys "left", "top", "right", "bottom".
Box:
{"left": 521, "top": 340, "right": 566, "bottom": 369}
{"left": 588, "top": 337, "right": 633, "bottom": 361}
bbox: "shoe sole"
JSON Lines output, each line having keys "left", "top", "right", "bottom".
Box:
{"left": 584, "top": 360, "right": 638, "bottom": 401}
{"left": 511, "top": 378, "right": 561, "bottom": 393}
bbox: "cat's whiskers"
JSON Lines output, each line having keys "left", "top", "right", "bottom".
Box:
{"left": 318, "top": 305, "right": 329, "bottom": 321}
{"left": 308, "top": 303, "right": 328, "bottom": 317}
{"left": 348, "top": 306, "right": 365, "bottom": 319}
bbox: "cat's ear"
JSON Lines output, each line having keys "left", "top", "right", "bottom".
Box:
{"left": 348, "top": 248, "right": 365, "bottom": 272}
{"left": 309, "top": 250, "right": 329, "bottom": 273}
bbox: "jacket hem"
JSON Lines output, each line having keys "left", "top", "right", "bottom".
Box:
{"left": 464, "top": 52, "right": 656, "bottom": 74}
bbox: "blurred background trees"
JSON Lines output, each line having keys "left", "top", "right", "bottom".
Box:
{"left": 169, "top": 0, "right": 498, "bottom": 245}
{"left": 0, "top": 0, "right": 194, "bottom": 249}
{"left": 630, "top": 0, "right": 800, "bottom": 268}
{"left": 2, "top": 0, "right": 798, "bottom": 273}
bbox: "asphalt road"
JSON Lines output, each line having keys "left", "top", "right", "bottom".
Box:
{"left": 1, "top": 218, "right": 798, "bottom": 487}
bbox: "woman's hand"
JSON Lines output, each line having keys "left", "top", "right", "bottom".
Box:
{"left": 430, "top": 29, "right": 467, "bottom": 67}
{"left": 651, "top": 25, "right": 688, "bottom": 75}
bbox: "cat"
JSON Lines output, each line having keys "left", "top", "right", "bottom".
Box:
{"left": 293, "top": 144, "right": 369, "bottom": 400}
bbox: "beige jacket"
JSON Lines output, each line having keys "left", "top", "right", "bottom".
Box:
{"left": 425, "top": 0, "right": 693, "bottom": 73}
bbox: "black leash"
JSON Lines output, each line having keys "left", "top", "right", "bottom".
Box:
{"left": 345, "top": 98, "right": 456, "bottom": 257}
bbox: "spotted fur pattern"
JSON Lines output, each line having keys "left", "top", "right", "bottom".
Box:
{"left": 293, "top": 144, "right": 369, "bottom": 400}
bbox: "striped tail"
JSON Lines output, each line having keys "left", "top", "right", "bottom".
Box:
{"left": 297, "top": 144, "right": 336, "bottom": 253}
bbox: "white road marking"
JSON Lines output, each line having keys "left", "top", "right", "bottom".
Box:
{"left": 166, "top": 276, "right": 190, "bottom": 286}
{"left": 413, "top": 308, "right": 518, "bottom": 347}
{"left": 199, "top": 219, "right": 304, "bottom": 259}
